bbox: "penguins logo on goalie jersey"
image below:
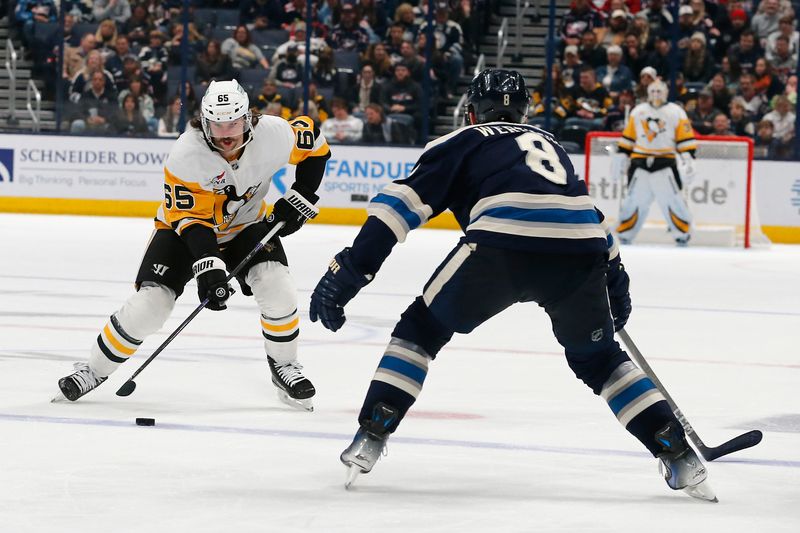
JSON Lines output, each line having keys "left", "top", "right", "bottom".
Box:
{"left": 618, "top": 102, "right": 696, "bottom": 159}
{"left": 155, "top": 114, "right": 330, "bottom": 243}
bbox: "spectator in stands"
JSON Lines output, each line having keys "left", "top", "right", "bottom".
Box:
{"left": 64, "top": 32, "right": 97, "bottom": 83}
{"left": 634, "top": 65, "right": 657, "bottom": 104}
{"left": 729, "top": 97, "right": 756, "bottom": 136}
{"left": 94, "top": 19, "right": 119, "bottom": 64}
{"left": 196, "top": 40, "right": 236, "bottom": 87}
{"left": 123, "top": 3, "right": 154, "bottom": 47}
{"left": 321, "top": 97, "right": 363, "bottom": 143}
{"left": 362, "top": 103, "right": 415, "bottom": 144}
{"left": 762, "top": 94, "right": 796, "bottom": 141}
{"left": 394, "top": 3, "right": 420, "bottom": 43}
{"left": 105, "top": 35, "right": 137, "bottom": 88}
{"left": 15, "top": 0, "right": 57, "bottom": 47}
{"left": 173, "top": 81, "right": 198, "bottom": 115}
{"left": 352, "top": 62, "right": 382, "bottom": 113}
{"left": 601, "top": 0, "right": 639, "bottom": 16}
{"left": 631, "top": 15, "right": 651, "bottom": 50}
{"left": 452, "top": 0, "right": 480, "bottom": 59}
{"left": 313, "top": 46, "right": 338, "bottom": 88}
{"left": 720, "top": 55, "right": 742, "bottom": 93}
{"left": 769, "top": 34, "right": 797, "bottom": 84}
{"left": 637, "top": 0, "right": 673, "bottom": 44}
{"left": 418, "top": 3, "right": 465, "bottom": 96}
{"left": 684, "top": 32, "right": 714, "bottom": 83}
{"left": 565, "top": 66, "right": 612, "bottom": 130}
{"left": 714, "top": 8, "right": 749, "bottom": 63}
{"left": 708, "top": 72, "right": 732, "bottom": 114}
{"left": 329, "top": 3, "right": 370, "bottom": 53}
{"left": 398, "top": 39, "right": 424, "bottom": 82}
{"left": 240, "top": 0, "right": 285, "bottom": 29}
{"left": 112, "top": 93, "right": 150, "bottom": 137}
{"left": 358, "top": 0, "right": 390, "bottom": 44}
{"left": 785, "top": 74, "right": 798, "bottom": 104}
{"left": 386, "top": 22, "right": 406, "bottom": 64}
{"left": 306, "top": 81, "right": 331, "bottom": 122}
{"left": 596, "top": 44, "right": 632, "bottom": 98}
{"left": 738, "top": 72, "right": 769, "bottom": 117}
{"left": 603, "top": 9, "right": 630, "bottom": 47}
{"left": 753, "top": 57, "right": 785, "bottom": 99}
{"left": 752, "top": 0, "right": 782, "bottom": 43}
{"left": 282, "top": 0, "right": 308, "bottom": 28}
{"left": 118, "top": 76, "right": 156, "bottom": 131}
{"left": 766, "top": 16, "right": 799, "bottom": 63}
{"left": 116, "top": 56, "right": 149, "bottom": 93}
{"left": 689, "top": 89, "right": 721, "bottom": 134}
{"left": 222, "top": 25, "right": 270, "bottom": 70}
{"left": 139, "top": 30, "right": 169, "bottom": 102}
{"left": 646, "top": 34, "right": 672, "bottom": 78}
{"left": 70, "top": 70, "right": 116, "bottom": 134}
{"left": 604, "top": 87, "right": 635, "bottom": 131}
{"left": 269, "top": 43, "right": 303, "bottom": 87}
{"left": 560, "top": 0, "right": 605, "bottom": 48}
{"left": 166, "top": 21, "right": 206, "bottom": 66}
{"left": 561, "top": 44, "right": 583, "bottom": 89}
{"left": 61, "top": 0, "right": 93, "bottom": 23}
{"left": 93, "top": 0, "right": 132, "bottom": 26}
{"left": 530, "top": 63, "right": 573, "bottom": 133}
{"left": 157, "top": 94, "right": 182, "bottom": 137}
{"left": 579, "top": 28, "right": 607, "bottom": 68}
{"left": 711, "top": 113, "right": 733, "bottom": 136}
{"left": 273, "top": 22, "right": 327, "bottom": 64}
{"left": 690, "top": 0, "right": 718, "bottom": 41}
{"left": 728, "top": 30, "right": 763, "bottom": 73}
{"left": 254, "top": 79, "right": 292, "bottom": 119}
{"left": 754, "top": 119, "right": 791, "bottom": 158}
{"left": 264, "top": 102, "right": 285, "bottom": 116}
{"left": 59, "top": 12, "right": 81, "bottom": 48}
{"left": 622, "top": 31, "right": 647, "bottom": 77}
{"left": 381, "top": 61, "right": 421, "bottom": 135}
{"left": 364, "top": 42, "right": 394, "bottom": 82}
{"left": 69, "top": 50, "right": 117, "bottom": 101}
{"left": 676, "top": 4, "right": 698, "bottom": 50}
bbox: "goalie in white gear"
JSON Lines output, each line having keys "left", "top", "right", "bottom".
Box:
{"left": 56, "top": 80, "right": 331, "bottom": 411}
{"left": 615, "top": 80, "right": 697, "bottom": 245}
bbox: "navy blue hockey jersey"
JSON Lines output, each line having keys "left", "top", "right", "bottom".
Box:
{"left": 364, "top": 122, "right": 618, "bottom": 260}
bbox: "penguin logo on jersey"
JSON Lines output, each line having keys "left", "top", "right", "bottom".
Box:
{"left": 642, "top": 117, "right": 666, "bottom": 143}
{"left": 214, "top": 184, "right": 261, "bottom": 228}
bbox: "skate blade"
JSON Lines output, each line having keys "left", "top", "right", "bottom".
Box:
{"left": 51, "top": 390, "right": 68, "bottom": 403}
{"left": 275, "top": 389, "right": 314, "bottom": 412}
{"left": 344, "top": 464, "right": 361, "bottom": 489}
{"left": 683, "top": 479, "right": 718, "bottom": 503}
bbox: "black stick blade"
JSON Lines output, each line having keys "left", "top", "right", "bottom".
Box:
{"left": 116, "top": 380, "right": 137, "bottom": 397}
{"left": 702, "top": 430, "right": 763, "bottom": 461}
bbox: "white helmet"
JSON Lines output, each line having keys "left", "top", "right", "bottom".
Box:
{"left": 647, "top": 80, "right": 668, "bottom": 108}
{"left": 200, "top": 79, "right": 253, "bottom": 150}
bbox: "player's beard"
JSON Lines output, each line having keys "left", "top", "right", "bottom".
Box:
{"left": 214, "top": 134, "right": 244, "bottom": 157}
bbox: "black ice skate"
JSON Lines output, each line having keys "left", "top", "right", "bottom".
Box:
{"left": 267, "top": 356, "right": 315, "bottom": 412}
{"left": 340, "top": 402, "right": 399, "bottom": 488}
{"left": 54, "top": 362, "right": 108, "bottom": 402}
{"left": 656, "top": 422, "right": 718, "bottom": 502}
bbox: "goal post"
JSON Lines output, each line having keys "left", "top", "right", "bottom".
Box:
{"left": 583, "top": 132, "right": 768, "bottom": 248}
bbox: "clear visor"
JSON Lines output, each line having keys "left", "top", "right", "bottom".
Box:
{"left": 208, "top": 116, "right": 247, "bottom": 139}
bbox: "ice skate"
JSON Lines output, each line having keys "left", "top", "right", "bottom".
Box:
{"left": 55, "top": 362, "right": 108, "bottom": 402}
{"left": 267, "top": 356, "right": 315, "bottom": 412}
{"left": 655, "top": 423, "right": 718, "bottom": 503}
{"left": 340, "top": 403, "right": 398, "bottom": 489}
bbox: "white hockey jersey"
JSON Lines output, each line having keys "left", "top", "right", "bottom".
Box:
{"left": 156, "top": 115, "right": 330, "bottom": 243}
{"left": 618, "top": 102, "right": 696, "bottom": 160}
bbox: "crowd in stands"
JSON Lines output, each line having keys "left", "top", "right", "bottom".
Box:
{"left": 529, "top": 0, "right": 799, "bottom": 158}
{"left": 13, "top": 0, "right": 487, "bottom": 144}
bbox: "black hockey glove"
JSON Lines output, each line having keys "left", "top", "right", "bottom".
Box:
{"left": 267, "top": 186, "right": 320, "bottom": 238}
{"left": 309, "top": 248, "right": 373, "bottom": 332}
{"left": 606, "top": 255, "right": 632, "bottom": 332}
{"left": 192, "top": 255, "right": 233, "bottom": 311}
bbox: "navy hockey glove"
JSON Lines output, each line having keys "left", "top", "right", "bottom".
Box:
{"left": 607, "top": 255, "right": 632, "bottom": 332}
{"left": 309, "top": 248, "right": 373, "bottom": 332}
{"left": 192, "top": 255, "right": 233, "bottom": 311}
{"left": 267, "top": 186, "right": 320, "bottom": 238}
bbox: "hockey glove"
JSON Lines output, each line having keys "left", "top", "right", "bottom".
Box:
{"left": 606, "top": 255, "right": 632, "bottom": 332}
{"left": 267, "top": 186, "right": 320, "bottom": 238}
{"left": 192, "top": 255, "right": 233, "bottom": 311}
{"left": 609, "top": 150, "right": 629, "bottom": 183}
{"left": 678, "top": 152, "right": 696, "bottom": 185}
{"left": 309, "top": 248, "right": 373, "bottom": 332}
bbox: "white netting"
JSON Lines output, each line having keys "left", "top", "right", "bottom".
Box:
{"left": 584, "top": 133, "right": 769, "bottom": 248}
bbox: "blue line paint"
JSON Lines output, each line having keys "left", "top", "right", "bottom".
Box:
{"left": 1, "top": 413, "right": 794, "bottom": 469}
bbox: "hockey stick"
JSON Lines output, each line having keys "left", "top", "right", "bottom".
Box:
{"left": 115, "top": 221, "right": 286, "bottom": 397}
{"left": 618, "top": 328, "right": 763, "bottom": 461}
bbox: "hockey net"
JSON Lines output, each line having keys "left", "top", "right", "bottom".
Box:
{"left": 584, "top": 132, "right": 769, "bottom": 248}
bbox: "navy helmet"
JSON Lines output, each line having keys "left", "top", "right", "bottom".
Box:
{"left": 465, "top": 69, "right": 531, "bottom": 125}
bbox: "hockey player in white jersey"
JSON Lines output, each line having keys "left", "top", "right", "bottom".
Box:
{"left": 55, "top": 80, "right": 331, "bottom": 410}
{"left": 615, "top": 80, "right": 697, "bottom": 245}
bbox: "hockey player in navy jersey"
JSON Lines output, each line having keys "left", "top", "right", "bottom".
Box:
{"left": 309, "top": 69, "right": 716, "bottom": 501}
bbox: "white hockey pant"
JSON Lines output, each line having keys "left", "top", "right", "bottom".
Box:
{"left": 89, "top": 283, "right": 176, "bottom": 377}
{"left": 247, "top": 261, "right": 299, "bottom": 364}
{"left": 617, "top": 166, "right": 692, "bottom": 243}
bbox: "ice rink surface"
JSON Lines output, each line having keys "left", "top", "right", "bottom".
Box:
{"left": 0, "top": 213, "right": 798, "bottom": 533}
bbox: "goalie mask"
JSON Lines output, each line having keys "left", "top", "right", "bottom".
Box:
{"left": 200, "top": 79, "right": 254, "bottom": 153}
{"left": 465, "top": 68, "right": 531, "bottom": 125}
{"left": 647, "top": 80, "right": 669, "bottom": 108}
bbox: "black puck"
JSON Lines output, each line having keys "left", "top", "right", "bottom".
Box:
{"left": 135, "top": 417, "right": 155, "bottom": 426}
